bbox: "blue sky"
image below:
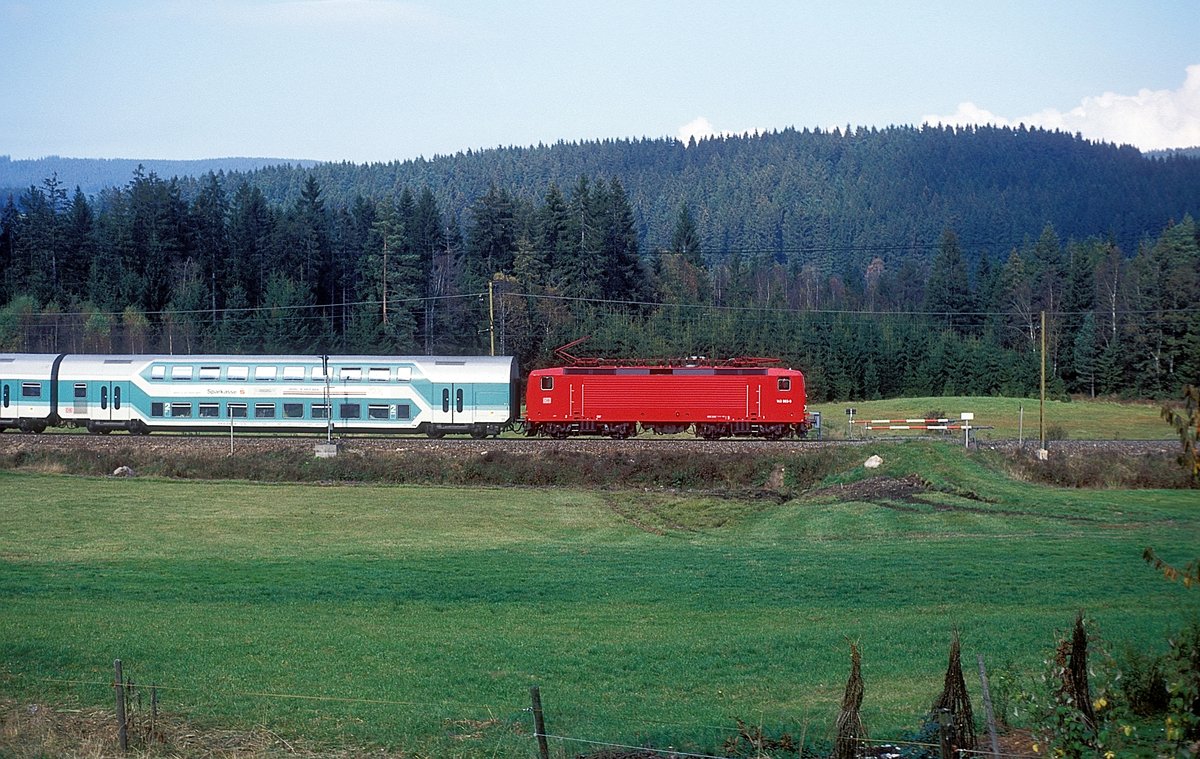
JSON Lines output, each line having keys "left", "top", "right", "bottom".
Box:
{"left": 3, "top": 0, "right": 1198, "bottom": 162}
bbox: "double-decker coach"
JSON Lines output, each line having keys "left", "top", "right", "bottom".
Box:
{"left": 2, "top": 353, "right": 519, "bottom": 437}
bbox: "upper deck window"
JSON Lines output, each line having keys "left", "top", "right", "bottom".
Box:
{"left": 171, "top": 366, "right": 193, "bottom": 381}
{"left": 255, "top": 366, "right": 277, "bottom": 381}
{"left": 151, "top": 365, "right": 166, "bottom": 380}
{"left": 199, "top": 366, "right": 220, "bottom": 381}
{"left": 227, "top": 366, "right": 248, "bottom": 381}
{"left": 368, "top": 368, "right": 390, "bottom": 382}
{"left": 283, "top": 366, "right": 306, "bottom": 382}
{"left": 339, "top": 368, "right": 362, "bottom": 382}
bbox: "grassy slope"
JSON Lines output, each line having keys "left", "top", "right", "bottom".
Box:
{"left": 809, "top": 396, "right": 1169, "bottom": 440}
{"left": 0, "top": 444, "right": 1196, "bottom": 756}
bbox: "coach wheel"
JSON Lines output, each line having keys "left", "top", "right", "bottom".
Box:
{"left": 470, "top": 426, "right": 488, "bottom": 439}
{"left": 426, "top": 427, "right": 446, "bottom": 439}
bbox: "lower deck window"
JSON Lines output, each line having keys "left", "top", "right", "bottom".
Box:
{"left": 21, "top": 382, "right": 41, "bottom": 398}
{"left": 368, "top": 404, "right": 390, "bottom": 420}
{"left": 199, "top": 403, "right": 220, "bottom": 418}
{"left": 339, "top": 403, "right": 361, "bottom": 419}
{"left": 396, "top": 403, "right": 411, "bottom": 420}
{"left": 311, "top": 404, "right": 330, "bottom": 419}
{"left": 255, "top": 403, "right": 276, "bottom": 419}
{"left": 151, "top": 402, "right": 164, "bottom": 417}
{"left": 283, "top": 403, "right": 304, "bottom": 419}
{"left": 170, "top": 403, "right": 192, "bottom": 418}
{"left": 228, "top": 403, "right": 247, "bottom": 418}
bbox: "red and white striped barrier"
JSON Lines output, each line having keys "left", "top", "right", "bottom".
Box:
{"left": 863, "top": 423, "right": 964, "bottom": 431}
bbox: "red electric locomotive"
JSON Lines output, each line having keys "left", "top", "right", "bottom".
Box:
{"left": 524, "top": 340, "right": 810, "bottom": 440}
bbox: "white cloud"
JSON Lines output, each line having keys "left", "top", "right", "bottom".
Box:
{"left": 677, "top": 117, "right": 767, "bottom": 145}
{"left": 677, "top": 116, "right": 719, "bottom": 144}
{"left": 922, "top": 64, "right": 1200, "bottom": 150}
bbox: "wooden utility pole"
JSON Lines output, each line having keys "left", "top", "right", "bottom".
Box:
{"left": 382, "top": 238, "right": 389, "bottom": 326}
{"left": 488, "top": 279, "right": 496, "bottom": 357}
{"left": 1039, "top": 310, "right": 1046, "bottom": 450}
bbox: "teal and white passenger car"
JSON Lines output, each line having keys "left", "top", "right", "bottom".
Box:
{"left": 1, "top": 354, "right": 518, "bottom": 437}
{"left": 0, "top": 354, "right": 60, "bottom": 432}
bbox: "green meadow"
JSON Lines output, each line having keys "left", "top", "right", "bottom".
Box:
{"left": 0, "top": 442, "right": 1196, "bottom": 756}
{"left": 809, "top": 395, "right": 1170, "bottom": 440}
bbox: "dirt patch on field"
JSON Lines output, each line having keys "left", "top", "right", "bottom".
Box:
{"left": 808, "top": 473, "right": 935, "bottom": 508}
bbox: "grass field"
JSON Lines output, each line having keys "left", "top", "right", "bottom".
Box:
{"left": 1, "top": 442, "right": 1197, "bottom": 757}
{"left": 809, "top": 395, "right": 1172, "bottom": 440}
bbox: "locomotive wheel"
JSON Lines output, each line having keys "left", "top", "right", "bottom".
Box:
{"left": 607, "top": 423, "right": 634, "bottom": 439}
{"left": 546, "top": 424, "right": 569, "bottom": 440}
{"left": 761, "top": 424, "right": 787, "bottom": 440}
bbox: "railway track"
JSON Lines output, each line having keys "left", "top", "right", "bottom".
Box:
{"left": 0, "top": 431, "right": 1176, "bottom": 457}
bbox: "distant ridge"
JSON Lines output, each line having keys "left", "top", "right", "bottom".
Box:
{"left": 0, "top": 155, "right": 321, "bottom": 196}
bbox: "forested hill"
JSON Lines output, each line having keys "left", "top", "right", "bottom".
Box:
{"left": 4, "top": 127, "right": 1199, "bottom": 270}
{"left": 0, "top": 155, "right": 318, "bottom": 198}
{"left": 2, "top": 123, "right": 1198, "bottom": 401}
{"left": 205, "top": 125, "right": 1196, "bottom": 266}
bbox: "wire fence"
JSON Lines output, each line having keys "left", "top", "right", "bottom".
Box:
{"left": 4, "top": 665, "right": 1041, "bottom": 759}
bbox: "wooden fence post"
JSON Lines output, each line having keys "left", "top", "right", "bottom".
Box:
{"left": 529, "top": 686, "right": 550, "bottom": 759}
{"left": 977, "top": 654, "right": 1001, "bottom": 758}
{"left": 113, "top": 659, "right": 128, "bottom": 753}
{"left": 937, "top": 707, "right": 952, "bottom": 759}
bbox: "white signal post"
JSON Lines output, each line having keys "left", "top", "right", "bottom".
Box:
{"left": 961, "top": 412, "right": 974, "bottom": 448}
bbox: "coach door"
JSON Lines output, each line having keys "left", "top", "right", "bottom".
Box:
{"left": 95, "top": 380, "right": 129, "bottom": 421}
{"left": 432, "top": 384, "right": 466, "bottom": 424}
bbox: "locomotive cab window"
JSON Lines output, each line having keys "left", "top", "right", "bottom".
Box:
{"left": 540, "top": 376, "right": 554, "bottom": 391}
{"left": 778, "top": 378, "right": 791, "bottom": 391}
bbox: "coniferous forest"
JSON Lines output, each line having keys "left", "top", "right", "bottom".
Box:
{"left": 1, "top": 125, "right": 1198, "bottom": 401}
